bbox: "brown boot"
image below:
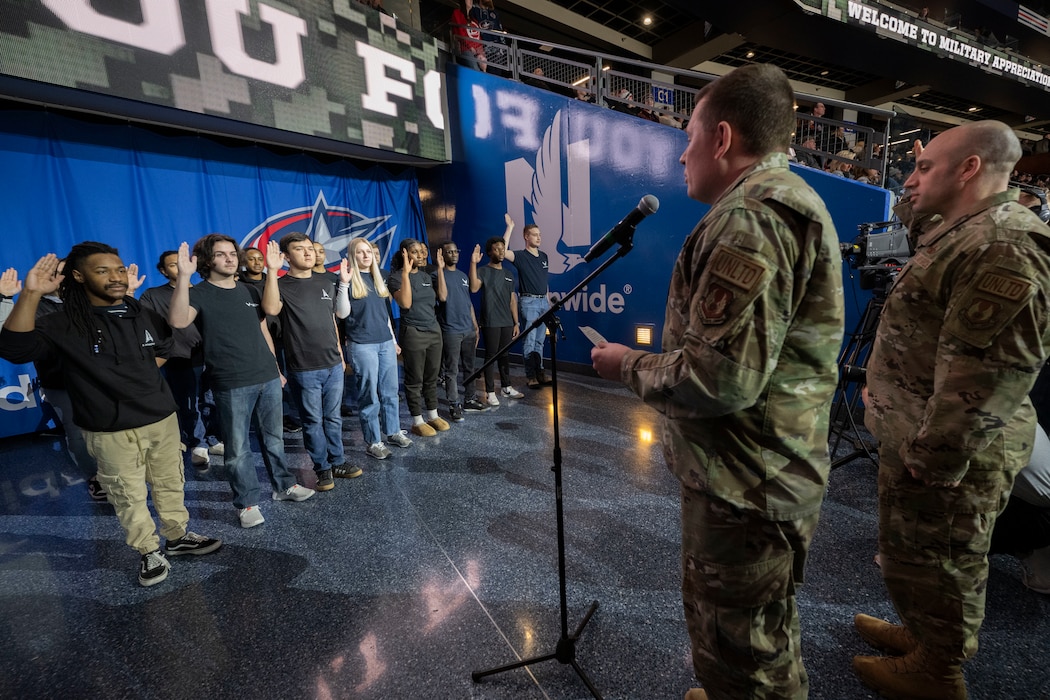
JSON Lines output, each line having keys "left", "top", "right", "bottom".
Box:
{"left": 683, "top": 689, "right": 708, "bottom": 700}
{"left": 853, "top": 646, "right": 967, "bottom": 700}
{"left": 854, "top": 613, "right": 918, "bottom": 655}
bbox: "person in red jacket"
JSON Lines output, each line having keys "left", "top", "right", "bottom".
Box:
{"left": 451, "top": 0, "right": 486, "bottom": 72}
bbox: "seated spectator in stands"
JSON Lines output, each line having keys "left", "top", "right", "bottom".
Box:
{"left": 522, "top": 67, "right": 547, "bottom": 90}
{"left": 574, "top": 87, "right": 596, "bottom": 104}
{"left": 658, "top": 111, "right": 684, "bottom": 129}
{"left": 794, "top": 135, "right": 821, "bottom": 168}
{"left": 918, "top": 6, "right": 930, "bottom": 20}
{"left": 606, "top": 88, "right": 636, "bottom": 115}
{"left": 451, "top": 0, "right": 486, "bottom": 72}
{"left": 827, "top": 126, "right": 849, "bottom": 157}
{"left": 826, "top": 150, "right": 855, "bottom": 177}
{"left": 636, "top": 95, "right": 660, "bottom": 123}
{"left": 884, "top": 166, "right": 902, "bottom": 191}
{"left": 854, "top": 167, "right": 881, "bottom": 185}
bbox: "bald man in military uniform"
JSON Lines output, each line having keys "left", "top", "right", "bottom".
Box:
{"left": 854, "top": 121, "right": 1050, "bottom": 699}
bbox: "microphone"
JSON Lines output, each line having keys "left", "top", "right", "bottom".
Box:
{"left": 584, "top": 195, "right": 660, "bottom": 262}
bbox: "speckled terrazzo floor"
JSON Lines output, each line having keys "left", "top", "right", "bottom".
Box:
{"left": 0, "top": 370, "right": 1046, "bottom": 699}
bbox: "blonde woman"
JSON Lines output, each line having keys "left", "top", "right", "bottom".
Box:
{"left": 344, "top": 238, "right": 411, "bottom": 460}
{"left": 827, "top": 150, "right": 855, "bottom": 177}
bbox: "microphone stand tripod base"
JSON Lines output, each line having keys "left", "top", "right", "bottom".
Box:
{"left": 471, "top": 600, "right": 602, "bottom": 697}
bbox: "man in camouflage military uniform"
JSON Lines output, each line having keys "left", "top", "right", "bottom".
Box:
{"left": 854, "top": 121, "right": 1050, "bottom": 700}
{"left": 591, "top": 64, "right": 845, "bottom": 700}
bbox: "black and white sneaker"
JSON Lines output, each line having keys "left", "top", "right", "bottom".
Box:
{"left": 164, "top": 532, "right": 222, "bottom": 557}
{"left": 87, "top": 477, "right": 108, "bottom": 502}
{"left": 139, "top": 549, "right": 170, "bottom": 586}
{"left": 450, "top": 403, "right": 465, "bottom": 422}
{"left": 463, "top": 397, "right": 488, "bottom": 412}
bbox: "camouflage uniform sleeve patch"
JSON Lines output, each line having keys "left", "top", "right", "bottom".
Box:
{"left": 947, "top": 267, "right": 1036, "bottom": 348}
{"left": 699, "top": 247, "right": 768, "bottom": 327}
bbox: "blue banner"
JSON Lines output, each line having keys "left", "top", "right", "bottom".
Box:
{"left": 0, "top": 107, "right": 425, "bottom": 437}
{"left": 444, "top": 67, "right": 892, "bottom": 367}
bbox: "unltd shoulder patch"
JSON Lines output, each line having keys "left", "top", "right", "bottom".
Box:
{"left": 975, "top": 272, "right": 1031, "bottom": 302}
{"left": 710, "top": 248, "right": 765, "bottom": 292}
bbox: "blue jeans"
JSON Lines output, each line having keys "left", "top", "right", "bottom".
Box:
{"left": 520, "top": 295, "right": 548, "bottom": 369}
{"left": 289, "top": 363, "right": 345, "bottom": 470}
{"left": 213, "top": 378, "right": 297, "bottom": 509}
{"left": 348, "top": 340, "right": 401, "bottom": 445}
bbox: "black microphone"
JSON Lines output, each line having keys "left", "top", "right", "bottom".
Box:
{"left": 583, "top": 195, "right": 660, "bottom": 262}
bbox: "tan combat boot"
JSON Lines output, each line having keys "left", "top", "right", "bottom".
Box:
{"left": 854, "top": 613, "right": 918, "bottom": 655}
{"left": 853, "top": 645, "right": 967, "bottom": 700}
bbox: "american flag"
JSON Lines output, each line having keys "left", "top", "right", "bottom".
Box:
{"left": 1018, "top": 5, "right": 1049, "bottom": 35}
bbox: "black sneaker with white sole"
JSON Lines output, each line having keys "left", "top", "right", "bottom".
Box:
{"left": 139, "top": 549, "right": 170, "bottom": 586}
{"left": 164, "top": 532, "right": 223, "bottom": 557}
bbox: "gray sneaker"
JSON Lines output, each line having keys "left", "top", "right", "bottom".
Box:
{"left": 367, "top": 442, "right": 392, "bottom": 460}
{"left": 272, "top": 484, "right": 316, "bottom": 502}
{"left": 386, "top": 430, "right": 414, "bottom": 448}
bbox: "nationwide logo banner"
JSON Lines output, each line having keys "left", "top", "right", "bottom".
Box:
{"left": 796, "top": 0, "right": 1050, "bottom": 92}
{"left": 0, "top": 0, "right": 448, "bottom": 161}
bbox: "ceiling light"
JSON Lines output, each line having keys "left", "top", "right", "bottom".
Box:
{"left": 572, "top": 75, "right": 590, "bottom": 86}
{"left": 820, "top": 70, "right": 829, "bottom": 76}
{"left": 642, "top": 16, "right": 652, "bottom": 26}
{"left": 900, "top": 128, "right": 921, "bottom": 135}
{"left": 911, "top": 93, "right": 921, "bottom": 97}
{"left": 745, "top": 50, "right": 755, "bottom": 59}
{"left": 602, "top": 64, "right": 611, "bottom": 71}
{"left": 968, "top": 106, "right": 980, "bottom": 112}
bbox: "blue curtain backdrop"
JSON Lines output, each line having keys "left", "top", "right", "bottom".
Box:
{"left": 0, "top": 108, "right": 426, "bottom": 437}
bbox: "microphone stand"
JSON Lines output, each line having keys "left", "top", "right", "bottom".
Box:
{"left": 468, "top": 228, "right": 639, "bottom": 699}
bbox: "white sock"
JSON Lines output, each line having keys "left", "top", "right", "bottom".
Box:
{"left": 411, "top": 415, "right": 425, "bottom": 425}
{"left": 425, "top": 409, "right": 438, "bottom": 421}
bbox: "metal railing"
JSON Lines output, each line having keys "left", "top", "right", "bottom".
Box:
{"left": 448, "top": 24, "right": 895, "bottom": 183}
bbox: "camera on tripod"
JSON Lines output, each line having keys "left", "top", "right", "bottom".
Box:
{"left": 840, "top": 219, "right": 912, "bottom": 296}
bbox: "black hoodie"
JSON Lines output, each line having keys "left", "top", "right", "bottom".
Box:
{"left": 0, "top": 300, "right": 176, "bottom": 432}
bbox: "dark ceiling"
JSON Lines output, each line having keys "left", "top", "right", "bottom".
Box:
{"left": 420, "top": 0, "right": 1050, "bottom": 137}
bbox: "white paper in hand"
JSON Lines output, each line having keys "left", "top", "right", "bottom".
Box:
{"left": 580, "top": 326, "right": 607, "bottom": 347}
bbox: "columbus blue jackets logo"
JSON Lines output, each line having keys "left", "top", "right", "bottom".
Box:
{"left": 240, "top": 191, "right": 396, "bottom": 273}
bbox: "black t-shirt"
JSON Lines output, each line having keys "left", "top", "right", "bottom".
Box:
{"left": 512, "top": 249, "right": 549, "bottom": 295}
{"left": 387, "top": 269, "right": 439, "bottom": 330}
{"left": 188, "top": 281, "right": 277, "bottom": 390}
{"left": 277, "top": 273, "right": 342, "bottom": 371}
{"left": 139, "top": 283, "right": 202, "bottom": 363}
{"left": 477, "top": 265, "right": 515, "bottom": 327}
{"left": 435, "top": 268, "right": 474, "bottom": 334}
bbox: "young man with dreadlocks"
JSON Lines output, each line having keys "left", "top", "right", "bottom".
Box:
{"left": 0, "top": 243, "right": 222, "bottom": 587}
